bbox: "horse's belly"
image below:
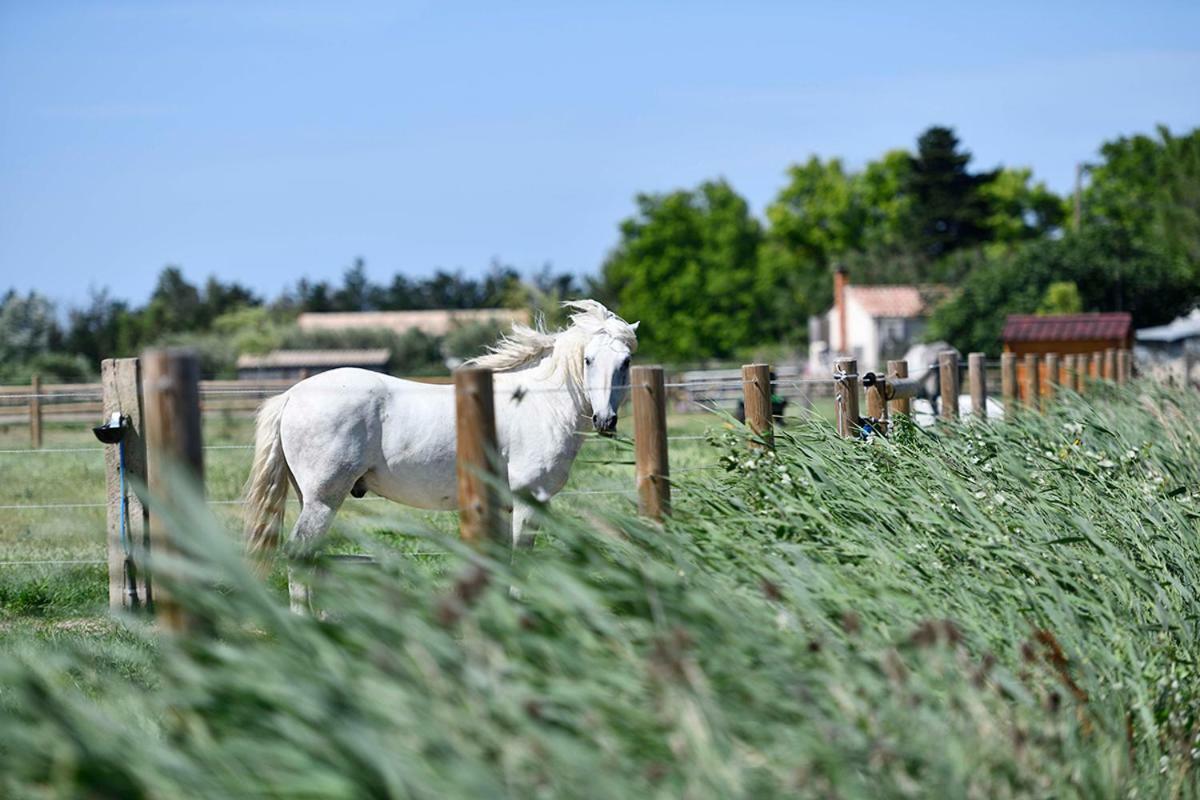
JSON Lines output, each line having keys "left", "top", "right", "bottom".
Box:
{"left": 365, "top": 461, "right": 459, "bottom": 511}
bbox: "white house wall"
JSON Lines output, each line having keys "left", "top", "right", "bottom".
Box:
{"left": 826, "top": 296, "right": 881, "bottom": 371}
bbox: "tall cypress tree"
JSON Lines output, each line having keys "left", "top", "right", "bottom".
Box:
{"left": 905, "top": 126, "right": 997, "bottom": 259}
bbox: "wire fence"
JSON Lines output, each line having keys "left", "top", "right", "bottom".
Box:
{"left": 0, "top": 368, "right": 743, "bottom": 578}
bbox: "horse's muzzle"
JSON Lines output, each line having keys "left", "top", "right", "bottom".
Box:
{"left": 592, "top": 413, "right": 618, "bottom": 436}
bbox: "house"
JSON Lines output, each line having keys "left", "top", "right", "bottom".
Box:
{"left": 1135, "top": 308, "right": 1200, "bottom": 387}
{"left": 1136, "top": 308, "right": 1200, "bottom": 357}
{"left": 1001, "top": 313, "right": 1132, "bottom": 357}
{"left": 809, "top": 267, "right": 946, "bottom": 373}
{"left": 296, "top": 308, "right": 530, "bottom": 338}
{"left": 236, "top": 349, "right": 391, "bottom": 381}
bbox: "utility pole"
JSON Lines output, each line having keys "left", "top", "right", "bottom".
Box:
{"left": 1074, "top": 162, "right": 1083, "bottom": 233}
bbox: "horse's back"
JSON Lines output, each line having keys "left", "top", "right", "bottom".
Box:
{"left": 280, "top": 368, "right": 461, "bottom": 509}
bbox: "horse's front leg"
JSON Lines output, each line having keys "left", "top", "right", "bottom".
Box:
{"left": 512, "top": 497, "right": 538, "bottom": 550}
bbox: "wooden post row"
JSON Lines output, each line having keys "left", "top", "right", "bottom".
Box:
{"left": 1044, "top": 353, "right": 1059, "bottom": 405}
{"left": 454, "top": 367, "right": 509, "bottom": 546}
{"left": 30, "top": 374, "right": 42, "bottom": 449}
{"left": 968, "top": 353, "right": 987, "bottom": 420}
{"left": 834, "top": 358, "right": 859, "bottom": 438}
{"left": 1116, "top": 349, "right": 1131, "bottom": 385}
{"left": 887, "top": 360, "right": 910, "bottom": 417}
{"left": 142, "top": 349, "right": 204, "bottom": 634}
{"left": 1023, "top": 353, "right": 1040, "bottom": 410}
{"left": 939, "top": 351, "right": 959, "bottom": 420}
{"left": 1000, "top": 353, "right": 1017, "bottom": 420}
{"left": 741, "top": 363, "right": 774, "bottom": 448}
{"left": 632, "top": 365, "right": 670, "bottom": 520}
{"left": 102, "top": 358, "right": 151, "bottom": 613}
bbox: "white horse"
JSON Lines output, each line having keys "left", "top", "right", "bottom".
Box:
{"left": 242, "top": 300, "right": 639, "bottom": 597}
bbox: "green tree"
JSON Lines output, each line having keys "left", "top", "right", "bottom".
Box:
{"left": 980, "top": 167, "right": 1066, "bottom": 247}
{"left": 0, "top": 290, "right": 59, "bottom": 363}
{"left": 758, "top": 158, "right": 859, "bottom": 326}
{"left": 63, "top": 289, "right": 130, "bottom": 364}
{"left": 142, "top": 266, "right": 203, "bottom": 336}
{"left": 333, "top": 258, "right": 383, "bottom": 311}
{"left": 858, "top": 149, "right": 915, "bottom": 252}
{"left": 927, "top": 228, "right": 1197, "bottom": 353}
{"left": 1036, "top": 281, "right": 1083, "bottom": 315}
{"left": 1154, "top": 127, "right": 1200, "bottom": 265}
{"left": 904, "top": 126, "right": 997, "bottom": 259}
{"left": 1086, "top": 126, "right": 1200, "bottom": 267}
{"left": 759, "top": 150, "right": 923, "bottom": 322}
{"left": 602, "top": 179, "right": 763, "bottom": 360}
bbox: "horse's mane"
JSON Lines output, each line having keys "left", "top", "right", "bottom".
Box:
{"left": 467, "top": 300, "right": 638, "bottom": 385}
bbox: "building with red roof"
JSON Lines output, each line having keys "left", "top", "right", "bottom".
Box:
{"left": 809, "top": 266, "right": 949, "bottom": 372}
{"left": 1001, "top": 313, "right": 1132, "bottom": 357}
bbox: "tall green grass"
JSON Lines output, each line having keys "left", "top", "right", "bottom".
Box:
{"left": 1, "top": 383, "right": 1198, "bottom": 798}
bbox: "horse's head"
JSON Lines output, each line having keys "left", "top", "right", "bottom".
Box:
{"left": 568, "top": 300, "right": 639, "bottom": 436}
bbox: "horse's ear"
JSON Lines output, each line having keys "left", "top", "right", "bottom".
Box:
{"left": 630, "top": 321, "right": 640, "bottom": 331}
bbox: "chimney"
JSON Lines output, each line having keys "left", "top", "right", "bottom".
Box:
{"left": 834, "top": 263, "right": 848, "bottom": 354}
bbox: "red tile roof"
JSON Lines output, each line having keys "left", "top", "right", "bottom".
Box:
{"left": 1002, "top": 313, "right": 1131, "bottom": 343}
{"left": 847, "top": 286, "right": 939, "bottom": 318}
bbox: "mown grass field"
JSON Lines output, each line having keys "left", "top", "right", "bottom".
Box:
{"left": 1, "top": 385, "right": 1198, "bottom": 798}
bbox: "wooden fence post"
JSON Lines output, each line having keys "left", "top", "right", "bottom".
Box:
{"left": 632, "top": 365, "right": 670, "bottom": 520}
{"left": 1104, "top": 348, "right": 1117, "bottom": 381}
{"left": 1117, "top": 349, "right": 1131, "bottom": 385}
{"left": 834, "top": 358, "right": 860, "bottom": 438}
{"left": 1044, "top": 353, "right": 1060, "bottom": 407}
{"left": 102, "top": 358, "right": 151, "bottom": 613}
{"left": 939, "top": 351, "right": 959, "bottom": 420}
{"left": 968, "top": 353, "right": 987, "bottom": 420}
{"left": 864, "top": 370, "right": 888, "bottom": 435}
{"left": 1089, "top": 352, "right": 1101, "bottom": 381}
{"left": 29, "top": 374, "right": 42, "bottom": 449}
{"left": 454, "top": 367, "right": 508, "bottom": 546}
{"left": 1060, "top": 355, "right": 1072, "bottom": 389}
{"left": 1072, "top": 355, "right": 1086, "bottom": 394}
{"left": 741, "top": 363, "right": 774, "bottom": 449}
{"left": 887, "top": 360, "right": 910, "bottom": 417}
{"left": 1024, "top": 354, "right": 1040, "bottom": 411}
{"left": 1000, "top": 353, "right": 1017, "bottom": 420}
{"left": 142, "top": 349, "right": 204, "bottom": 634}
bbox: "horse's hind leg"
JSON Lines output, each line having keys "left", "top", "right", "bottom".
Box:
{"left": 286, "top": 491, "right": 348, "bottom": 615}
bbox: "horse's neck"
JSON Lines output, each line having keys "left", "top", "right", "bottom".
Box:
{"left": 494, "top": 353, "right": 588, "bottom": 427}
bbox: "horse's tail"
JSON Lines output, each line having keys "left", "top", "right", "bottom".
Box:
{"left": 243, "top": 392, "right": 291, "bottom": 570}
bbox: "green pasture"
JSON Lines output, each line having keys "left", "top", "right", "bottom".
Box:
{"left": 2, "top": 386, "right": 1199, "bottom": 797}
{"left": 0, "top": 401, "right": 836, "bottom": 629}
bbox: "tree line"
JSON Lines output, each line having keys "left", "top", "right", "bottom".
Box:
{"left": 0, "top": 262, "right": 582, "bottom": 382}
{"left": 3, "top": 123, "right": 1198, "bottom": 381}
{"left": 600, "top": 124, "right": 1200, "bottom": 360}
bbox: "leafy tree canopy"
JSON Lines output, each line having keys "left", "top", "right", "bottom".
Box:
{"left": 601, "top": 180, "right": 764, "bottom": 361}
{"left": 927, "top": 228, "right": 1198, "bottom": 353}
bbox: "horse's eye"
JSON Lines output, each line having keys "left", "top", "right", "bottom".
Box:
{"left": 584, "top": 357, "right": 592, "bottom": 366}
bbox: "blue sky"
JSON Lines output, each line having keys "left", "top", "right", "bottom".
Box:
{"left": 2, "top": 1, "right": 1198, "bottom": 306}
